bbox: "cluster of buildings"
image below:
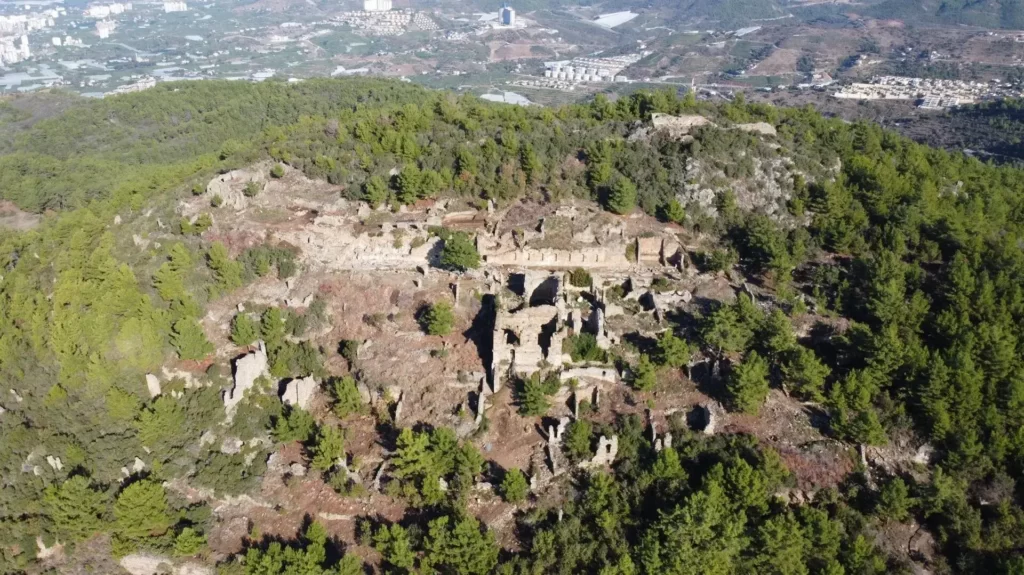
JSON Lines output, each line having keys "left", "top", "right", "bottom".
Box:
{"left": 511, "top": 77, "right": 576, "bottom": 91}
{"left": 96, "top": 20, "right": 117, "bottom": 39}
{"left": 543, "top": 54, "right": 639, "bottom": 83}
{"left": 833, "top": 75, "right": 1024, "bottom": 109}
{"left": 51, "top": 36, "right": 85, "bottom": 47}
{"left": 0, "top": 35, "right": 29, "bottom": 65}
{"left": 1, "top": 10, "right": 61, "bottom": 65}
{"left": 84, "top": 3, "right": 131, "bottom": 19}
{"left": 0, "top": 12, "right": 57, "bottom": 34}
{"left": 363, "top": 0, "right": 392, "bottom": 11}
{"left": 411, "top": 12, "right": 438, "bottom": 31}
{"left": 332, "top": 9, "right": 418, "bottom": 36}
{"left": 163, "top": 2, "right": 188, "bottom": 13}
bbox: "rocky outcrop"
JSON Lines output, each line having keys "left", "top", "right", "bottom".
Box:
{"left": 225, "top": 342, "right": 270, "bottom": 414}
{"left": 281, "top": 376, "right": 316, "bottom": 411}
{"left": 735, "top": 122, "right": 777, "bottom": 136}
{"left": 119, "top": 553, "right": 172, "bottom": 575}
{"left": 145, "top": 373, "right": 161, "bottom": 398}
{"left": 204, "top": 166, "right": 267, "bottom": 210}
{"left": 650, "top": 113, "right": 712, "bottom": 138}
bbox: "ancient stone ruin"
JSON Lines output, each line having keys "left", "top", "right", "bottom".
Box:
{"left": 491, "top": 272, "right": 569, "bottom": 387}
{"left": 582, "top": 435, "right": 619, "bottom": 468}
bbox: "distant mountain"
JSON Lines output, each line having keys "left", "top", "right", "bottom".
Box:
{"left": 869, "top": 0, "right": 1024, "bottom": 28}
{"left": 652, "top": 0, "right": 786, "bottom": 25}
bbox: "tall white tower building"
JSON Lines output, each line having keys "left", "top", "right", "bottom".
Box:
{"left": 363, "top": 0, "right": 392, "bottom": 11}
{"left": 499, "top": 3, "right": 516, "bottom": 26}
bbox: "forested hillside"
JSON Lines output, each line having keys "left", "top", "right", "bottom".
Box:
{"left": 1, "top": 79, "right": 1024, "bottom": 574}
{"left": 870, "top": 0, "right": 1024, "bottom": 29}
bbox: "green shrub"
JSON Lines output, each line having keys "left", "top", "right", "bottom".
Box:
{"left": 565, "top": 332, "right": 607, "bottom": 363}
{"left": 243, "top": 181, "right": 262, "bottom": 198}
{"left": 421, "top": 301, "right": 455, "bottom": 336}
{"left": 569, "top": 268, "right": 593, "bottom": 288}
{"left": 500, "top": 468, "right": 529, "bottom": 503}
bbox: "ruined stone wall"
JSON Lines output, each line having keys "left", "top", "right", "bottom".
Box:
{"left": 281, "top": 217, "right": 439, "bottom": 271}
{"left": 482, "top": 245, "right": 631, "bottom": 269}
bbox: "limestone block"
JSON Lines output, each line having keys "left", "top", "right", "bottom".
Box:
{"left": 145, "top": 373, "right": 161, "bottom": 398}
{"left": 281, "top": 376, "right": 317, "bottom": 411}
{"left": 225, "top": 342, "right": 270, "bottom": 414}
{"left": 119, "top": 554, "right": 172, "bottom": 575}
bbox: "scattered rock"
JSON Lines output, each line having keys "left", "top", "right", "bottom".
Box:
{"left": 35, "top": 536, "right": 60, "bottom": 560}
{"left": 119, "top": 553, "right": 172, "bottom": 575}
{"left": 735, "top": 122, "right": 777, "bottom": 136}
{"left": 220, "top": 437, "right": 243, "bottom": 455}
{"left": 175, "top": 563, "right": 213, "bottom": 575}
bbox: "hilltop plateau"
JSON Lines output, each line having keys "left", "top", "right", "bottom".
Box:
{"left": 1, "top": 79, "right": 1023, "bottom": 575}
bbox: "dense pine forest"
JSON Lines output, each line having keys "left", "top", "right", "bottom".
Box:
{"left": 1, "top": 78, "right": 1024, "bottom": 574}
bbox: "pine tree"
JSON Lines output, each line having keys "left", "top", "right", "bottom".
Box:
{"left": 206, "top": 241, "right": 243, "bottom": 295}
{"left": 423, "top": 515, "right": 499, "bottom": 575}
{"left": 136, "top": 395, "right": 187, "bottom": 455}
{"left": 632, "top": 354, "right": 658, "bottom": 391}
{"left": 521, "top": 143, "right": 542, "bottom": 184}
{"left": 757, "top": 308, "right": 797, "bottom": 361}
{"left": 114, "top": 480, "right": 173, "bottom": 544}
{"left": 564, "top": 419, "right": 593, "bottom": 463}
{"left": 230, "top": 313, "right": 259, "bottom": 347}
{"left": 727, "top": 351, "right": 770, "bottom": 414}
{"left": 363, "top": 175, "right": 389, "bottom": 207}
{"left": 173, "top": 527, "right": 206, "bottom": 556}
{"left": 422, "top": 301, "right": 455, "bottom": 336}
{"left": 375, "top": 523, "right": 416, "bottom": 571}
{"left": 606, "top": 176, "right": 638, "bottom": 215}
{"left": 310, "top": 425, "right": 345, "bottom": 471}
{"left": 518, "top": 373, "right": 552, "bottom": 416}
{"left": 750, "top": 511, "right": 809, "bottom": 575}
{"left": 501, "top": 468, "right": 529, "bottom": 503}
{"left": 392, "top": 428, "right": 436, "bottom": 481}
{"left": 662, "top": 198, "right": 686, "bottom": 224}
{"left": 170, "top": 318, "right": 213, "bottom": 361}
{"left": 439, "top": 231, "right": 480, "bottom": 272}
{"left": 44, "top": 476, "right": 108, "bottom": 543}
{"left": 781, "top": 346, "right": 830, "bottom": 402}
{"left": 656, "top": 330, "right": 691, "bottom": 369}
{"left": 274, "top": 406, "right": 316, "bottom": 443}
{"left": 701, "top": 298, "right": 757, "bottom": 355}
{"left": 396, "top": 164, "right": 423, "bottom": 204}
{"left": 331, "top": 375, "right": 364, "bottom": 418}
{"left": 261, "top": 307, "right": 286, "bottom": 348}
{"left": 153, "top": 243, "right": 192, "bottom": 304}
{"left": 876, "top": 477, "right": 913, "bottom": 522}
